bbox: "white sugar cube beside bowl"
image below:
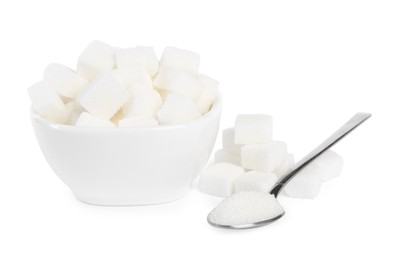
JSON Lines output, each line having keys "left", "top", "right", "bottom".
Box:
{"left": 30, "top": 94, "right": 221, "bottom": 206}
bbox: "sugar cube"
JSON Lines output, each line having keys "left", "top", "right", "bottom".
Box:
{"left": 160, "top": 46, "right": 200, "bottom": 74}
{"left": 60, "top": 96, "right": 73, "bottom": 104}
{"left": 222, "top": 128, "right": 242, "bottom": 155}
{"left": 77, "top": 73, "right": 129, "bottom": 119}
{"left": 116, "top": 46, "right": 159, "bottom": 77}
{"left": 154, "top": 66, "right": 202, "bottom": 101}
{"left": 199, "top": 163, "right": 245, "bottom": 197}
{"left": 241, "top": 141, "right": 287, "bottom": 172}
{"left": 295, "top": 150, "right": 343, "bottom": 183}
{"left": 157, "top": 89, "right": 170, "bottom": 102}
{"left": 234, "top": 114, "right": 273, "bottom": 144}
{"left": 214, "top": 149, "right": 241, "bottom": 165}
{"left": 157, "top": 93, "right": 201, "bottom": 124}
{"left": 274, "top": 153, "right": 295, "bottom": 179}
{"left": 110, "top": 108, "right": 123, "bottom": 124}
{"left": 234, "top": 171, "right": 278, "bottom": 193}
{"left": 283, "top": 169, "right": 322, "bottom": 199}
{"left": 75, "top": 112, "right": 115, "bottom": 127}
{"left": 196, "top": 74, "right": 219, "bottom": 114}
{"left": 77, "top": 41, "right": 116, "bottom": 80}
{"left": 110, "top": 66, "right": 152, "bottom": 89}
{"left": 28, "top": 82, "right": 69, "bottom": 123}
{"left": 65, "top": 100, "right": 84, "bottom": 125}
{"left": 313, "top": 150, "right": 343, "bottom": 182}
{"left": 118, "top": 116, "right": 158, "bottom": 127}
{"left": 43, "top": 63, "right": 89, "bottom": 98}
{"left": 123, "top": 85, "right": 162, "bottom": 118}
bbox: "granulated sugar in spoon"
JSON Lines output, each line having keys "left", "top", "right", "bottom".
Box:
{"left": 207, "top": 113, "right": 371, "bottom": 229}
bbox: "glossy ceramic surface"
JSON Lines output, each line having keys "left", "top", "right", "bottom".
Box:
{"left": 31, "top": 95, "right": 222, "bottom": 205}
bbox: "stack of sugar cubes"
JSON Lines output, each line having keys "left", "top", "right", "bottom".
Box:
{"left": 28, "top": 41, "right": 218, "bottom": 127}
{"left": 199, "top": 114, "right": 344, "bottom": 199}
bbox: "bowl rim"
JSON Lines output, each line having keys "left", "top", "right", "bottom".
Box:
{"left": 30, "top": 92, "right": 222, "bottom": 132}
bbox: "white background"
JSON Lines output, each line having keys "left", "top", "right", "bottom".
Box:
{"left": 1, "top": 0, "right": 402, "bottom": 259}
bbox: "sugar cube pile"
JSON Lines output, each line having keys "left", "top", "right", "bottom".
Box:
{"left": 28, "top": 41, "right": 219, "bottom": 127}
{"left": 199, "top": 114, "right": 344, "bottom": 199}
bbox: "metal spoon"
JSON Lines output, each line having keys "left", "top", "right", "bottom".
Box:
{"left": 208, "top": 112, "right": 371, "bottom": 229}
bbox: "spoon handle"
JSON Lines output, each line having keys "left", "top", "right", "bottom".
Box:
{"left": 270, "top": 112, "right": 371, "bottom": 197}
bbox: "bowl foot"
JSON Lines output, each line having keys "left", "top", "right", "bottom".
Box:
{"left": 74, "top": 189, "right": 190, "bottom": 206}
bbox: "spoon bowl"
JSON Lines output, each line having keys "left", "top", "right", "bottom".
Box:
{"left": 207, "top": 211, "right": 285, "bottom": 229}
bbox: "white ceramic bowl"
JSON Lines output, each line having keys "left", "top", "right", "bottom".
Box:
{"left": 31, "top": 95, "right": 222, "bottom": 206}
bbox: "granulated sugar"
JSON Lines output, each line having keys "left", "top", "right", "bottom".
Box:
{"left": 208, "top": 191, "right": 284, "bottom": 227}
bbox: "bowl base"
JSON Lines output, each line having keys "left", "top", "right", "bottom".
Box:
{"left": 74, "top": 189, "right": 190, "bottom": 206}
